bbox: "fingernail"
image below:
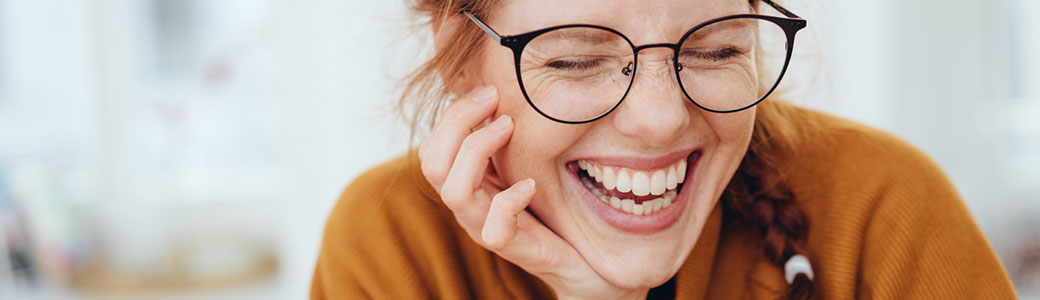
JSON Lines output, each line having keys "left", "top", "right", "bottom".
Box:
{"left": 488, "top": 115, "right": 512, "bottom": 130}
{"left": 471, "top": 86, "right": 497, "bottom": 102}
{"left": 515, "top": 178, "right": 534, "bottom": 193}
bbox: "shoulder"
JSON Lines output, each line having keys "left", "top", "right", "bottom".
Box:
{"left": 772, "top": 107, "right": 1015, "bottom": 298}
{"left": 775, "top": 107, "right": 957, "bottom": 208}
{"left": 321, "top": 150, "right": 468, "bottom": 260}
{"left": 774, "top": 106, "right": 963, "bottom": 234}
{"left": 313, "top": 151, "right": 550, "bottom": 299}
{"left": 777, "top": 107, "right": 966, "bottom": 240}
{"left": 328, "top": 150, "right": 449, "bottom": 230}
{"left": 312, "top": 151, "right": 463, "bottom": 298}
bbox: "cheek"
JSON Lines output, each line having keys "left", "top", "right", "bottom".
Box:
{"left": 481, "top": 49, "right": 585, "bottom": 187}
{"left": 495, "top": 126, "right": 561, "bottom": 184}
{"left": 492, "top": 119, "right": 586, "bottom": 222}
{"left": 705, "top": 107, "right": 756, "bottom": 149}
{"left": 481, "top": 46, "right": 526, "bottom": 118}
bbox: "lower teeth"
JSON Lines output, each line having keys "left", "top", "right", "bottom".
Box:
{"left": 581, "top": 176, "right": 678, "bottom": 216}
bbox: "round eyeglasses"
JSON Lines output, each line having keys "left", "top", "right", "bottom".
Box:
{"left": 464, "top": 0, "right": 806, "bottom": 124}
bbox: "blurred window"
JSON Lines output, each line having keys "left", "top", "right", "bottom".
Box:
{"left": 1001, "top": 0, "right": 1040, "bottom": 189}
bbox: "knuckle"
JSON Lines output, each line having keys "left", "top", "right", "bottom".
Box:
{"left": 439, "top": 187, "right": 460, "bottom": 203}
{"left": 482, "top": 230, "right": 506, "bottom": 250}
{"left": 441, "top": 198, "right": 463, "bottom": 212}
{"left": 438, "top": 187, "right": 467, "bottom": 210}
{"left": 532, "top": 244, "right": 557, "bottom": 267}
{"left": 459, "top": 133, "right": 490, "bottom": 155}
{"left": 420, "top": 161, "right": 445, "bottom": 184}
{"left": 442, "top": 101, "right": 469, "bottom": 122}
{"left": 495, "top": 188, "right": 528, "bottom": 212}
{"left": 490, "top": 194, "right": 516, "bottom": 215}
{"left": 417, "top": 141, "right": 429, "bottom": 160}
{"left": 484, "top": 240, "right": 507, "bottom": 251}
{"left": 489, "top": 193, "right": 506, "bottom": 210}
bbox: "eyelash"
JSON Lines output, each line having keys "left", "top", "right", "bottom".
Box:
{"left": 546, "top": 58, "right": 603, "bottom": 70}
{"left": 681, "top": 47, "right": 742, "bottom": 60}
{"left": 547, "top": 47, "right": 740, "bottom": 70}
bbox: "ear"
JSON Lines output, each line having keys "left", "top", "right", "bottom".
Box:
{"left": 432, "top": 13, "right": 484, "bottom": 98}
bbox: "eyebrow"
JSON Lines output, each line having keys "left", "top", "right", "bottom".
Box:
{"left": 534, "top": 27, "right": 619, "bottom": 45}
{"left": 685, "top": 19, "right": 756, "bottom": 41}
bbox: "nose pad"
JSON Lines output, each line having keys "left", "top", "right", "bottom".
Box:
{"left": 617, "top": 45, "right": 682, "bottom": 82}
{"left": 628, "top": 46, "right": 682, "bottom": 85}
{"left": 629, "top": 53, "right": 681, "bottom": 90}
{"left": 610, "top": 48, "right": 689, "bottom": 147}
{"left": 633, "top": 60, "right": 678, "bottom": 83}
{"left": 621, "top": 62, "right": 634, "bottom": 76}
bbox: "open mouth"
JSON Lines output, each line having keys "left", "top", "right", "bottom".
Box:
{"left": 573, "top": 151, "right": 696, "bottom": 216}
{"left": 577, "top": 160, "right": 683, "bottom": 215}
{"left": 566, "top": 150, "right": 700, "bottom": 233}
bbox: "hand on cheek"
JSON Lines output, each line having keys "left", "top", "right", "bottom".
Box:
{"left": 418, "top": 86, "right": 649, "bottom": 300}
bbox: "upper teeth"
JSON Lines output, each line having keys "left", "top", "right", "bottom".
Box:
{"left": 578, "top": 159, "right": 686, "bottom": 197}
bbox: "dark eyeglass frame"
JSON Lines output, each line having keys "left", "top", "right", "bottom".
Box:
{"left": 463, "top": 0, "right": 807, "bottom": 124}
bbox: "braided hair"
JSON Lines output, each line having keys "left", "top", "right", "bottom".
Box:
{"left": 723, "top": 100, "right": 817, "bottom": 300}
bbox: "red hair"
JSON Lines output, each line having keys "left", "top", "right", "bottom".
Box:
{"left": 398, "top": 1, "right": 818, "bottom": 298}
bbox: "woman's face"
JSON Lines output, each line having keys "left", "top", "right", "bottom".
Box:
{"left": 473, "top": 0, "right": 756, "bottom": 289}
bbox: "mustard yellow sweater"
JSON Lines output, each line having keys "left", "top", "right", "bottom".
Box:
{"left": 311, "top": 111, "right": 1017, "bottom": 299}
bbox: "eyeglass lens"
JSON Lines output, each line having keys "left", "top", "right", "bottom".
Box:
{"left": 517, "top": 17, "right": 788, "bottom": 122}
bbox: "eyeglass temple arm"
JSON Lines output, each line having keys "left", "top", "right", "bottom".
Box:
{"left": 462, "top": 10, "right": 502, "bottom": 43}
{"left": 761, "top": 0, "right": 803, "bottom": 19}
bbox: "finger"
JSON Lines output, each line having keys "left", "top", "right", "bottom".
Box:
{"left": 419, "top": 86, "right": 499, "bottom": 189}
{"left": 420, "top": 85, "right": 498, "bottom": 180}
{"left": 482, "top": 179, "right": 535, "bottom": 250}
{"left": 491, "top": 210, "right": 586, "bottom": 276}
{"left": 439, "top": 115, "right": 514, "bottom": 216}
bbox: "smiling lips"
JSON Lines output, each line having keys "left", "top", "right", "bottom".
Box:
{"left": 577, "top": 159, "right": 687, "bottom": 216}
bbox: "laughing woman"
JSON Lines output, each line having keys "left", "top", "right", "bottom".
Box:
{"left": 310, "top": 0, "right": 1017, "bottom": 299}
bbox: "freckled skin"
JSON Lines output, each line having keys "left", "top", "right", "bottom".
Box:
{"left": 463, "top": 0, "right": 756, "bottom": 289}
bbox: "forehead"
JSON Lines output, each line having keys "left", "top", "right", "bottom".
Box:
{"left": 494, "top": 0, "right": 751, "bottom": 44}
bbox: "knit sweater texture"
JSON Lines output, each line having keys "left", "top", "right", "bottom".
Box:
{"left": 311, "top": 110, "right": 1017, "bottom": 299}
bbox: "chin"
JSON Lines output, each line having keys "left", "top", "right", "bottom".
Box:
{"left": 552, "top": 149, "right": 706, "bottom": 289}
{"left": 597, "top": 259, "right": 680, "bottom": 289}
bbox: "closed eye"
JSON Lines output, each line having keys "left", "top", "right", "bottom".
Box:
{"left": 679, "top": 47, "right": 742, "bottom": 61}
{"left": 546, "top": 58, "right": 605, "bottom": 70}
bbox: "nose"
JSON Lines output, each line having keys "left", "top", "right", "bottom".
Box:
{"left": 609, "top": 46, "right": 691, "bottom": 147}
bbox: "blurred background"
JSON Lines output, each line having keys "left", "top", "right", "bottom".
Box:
{"left": 0, "top": 0, "right": 1037, "bottom": 299}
